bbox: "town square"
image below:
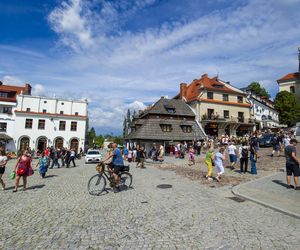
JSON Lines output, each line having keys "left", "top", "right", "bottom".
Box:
{"left": 1, "top": 0, "right": 300, "bottom": 249}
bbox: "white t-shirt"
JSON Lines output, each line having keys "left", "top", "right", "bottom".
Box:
{"left": 283, "top": 137, "right": 291, "bottom": 147}
{"left": 0, "top": 155, "right": 8, "bottom": 166}
{"left": 228, "top": 145, "right": 237, "bottom": 155}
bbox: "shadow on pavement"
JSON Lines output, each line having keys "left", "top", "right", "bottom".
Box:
{"left": 272, "top": 180, "right": 289, "bottom": 188}
{"left": 45, "top": 175, "right": 58, "bottom": 178}
{"left": 27, "top": 184, "right": 46, "bottom": 190}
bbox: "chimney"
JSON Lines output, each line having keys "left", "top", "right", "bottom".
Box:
{"left": 201, "top": 74, "right": 208, "bottom": 78}
{"left": 0, "top": 81, "right": 3, "bottom": 85}
{"left": 24, "top": 83, "right": 32, "bottom": 95}
{"left": 180, "top": 83, "right": 187, "bottom": 99}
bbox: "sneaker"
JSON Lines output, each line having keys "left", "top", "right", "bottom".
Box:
{"left": 295, "top": 186, "right": 300, "bottom": 190}
{"left": 216, "top": 176, "right": 220, "bottom": 182}
{"left": 287, "top": 185, "right": 294, "bottom": 189}
{"left": 114, "top": 186, "right": 120, "bottom": 193}
{"left": 207, "top": 177, "right": 213, "bottom": 181}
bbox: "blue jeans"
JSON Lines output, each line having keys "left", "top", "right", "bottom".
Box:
{"left": 250, "top": 154, "right": 257, "bottom": 174}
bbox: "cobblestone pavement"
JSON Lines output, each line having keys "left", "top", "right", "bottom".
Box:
{"left": 0, "top": 158, "right": 299, "bottom": 249}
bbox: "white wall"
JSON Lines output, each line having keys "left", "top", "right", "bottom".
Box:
{"left": 13, "top": 95, "right": 88, "bottom": 152}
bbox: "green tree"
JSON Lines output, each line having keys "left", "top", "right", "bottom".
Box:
{"left": 248, "top": 82, "right": 270, "bottom": 98}
{"left": 274, "top": 91, "right": 300, "bottom": 126}
{"left": 94, "top": 134, "right": 104, "bottom": 148}
{"left": 88, "top": 127, "right": 96, "bottom": 147}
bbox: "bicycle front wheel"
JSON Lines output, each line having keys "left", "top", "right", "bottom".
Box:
{"left": 119, "top": 172, "right": 132, "bottom": 190}
{"left": 88, "top": 174, "right": 106, "bottom": 196}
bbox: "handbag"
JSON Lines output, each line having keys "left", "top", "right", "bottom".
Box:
{"left": 17, "top": 166, "right": 26, "bottom": 176}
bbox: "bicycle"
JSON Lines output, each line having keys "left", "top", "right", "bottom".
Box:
{"left": 88, "top": 163, "right": 132, "bottom": 195}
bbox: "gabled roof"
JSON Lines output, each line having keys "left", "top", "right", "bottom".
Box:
{"left": 277, "top": 72, "right": 300, "bottom": 83}
{"left": 140, "top": 97, "right": 195, "bottom": 118}
{"left": 177, "top": 74, "right": 245, "bottom": 103}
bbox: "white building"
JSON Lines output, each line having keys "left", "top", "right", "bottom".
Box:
{"left": 242, "top": 89, "right": 280, "bottom": 130}
{"left": 13, "top": 94, "right": 88, "bottom": 153}
{"left": 277, "top": 46, "right": 300, "bottom": 103}
{"left": 0, "top": 83, "right": 32, "bottom": 152}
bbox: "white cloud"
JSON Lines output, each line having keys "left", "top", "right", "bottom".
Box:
{"left": 1, "top": 75, "right": 23, "bottom": 86}
{"left": 32, "top": 84, "right": 46, "bottom": 95}
{"left": 48, "top": 0, "right": 94, "bottom": 50}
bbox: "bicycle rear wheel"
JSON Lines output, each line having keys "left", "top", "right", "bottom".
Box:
{"left": 119, "top": 172, "right": 132, "bottom": 190}
{"left": 88, "top": 174, "right": 106, "bottom": 195}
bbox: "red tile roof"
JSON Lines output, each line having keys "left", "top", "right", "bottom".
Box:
{"left": 178, "top": 74, "right": 245, "bottom": 102}
{"left": 0, "top": 83, "right": 32, "bottom": 102}
{"left": 277, "top": 72, "right": 300, "bottom": 83}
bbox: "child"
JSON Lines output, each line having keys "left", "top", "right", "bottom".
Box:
{"left": 188, "top": 146, "right": 195, "bottom": 165}
{"left": 36, "top": 152, "right": 48, "bottom": 178}
{"left": 214, "top": 148, "right": 226, "bottom": 182}
{"left": 205, "top": 149, "right": 214, "bottom": 181}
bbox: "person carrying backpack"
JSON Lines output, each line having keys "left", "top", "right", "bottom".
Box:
{"left": 239, "top": 142, "right": 249, "bottom": 174}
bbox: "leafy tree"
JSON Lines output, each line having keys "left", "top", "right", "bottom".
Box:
{"left": 94, "top": 135, "right": 104, "bottom": 148}
{"left": 88, "top": 127, "right": 96, "bottom": 147}
{"left": 248, "top": 82, "right": 270, "bottom": 98}
{"left": 274, "top": 91, "right": 300, "bottom": 126}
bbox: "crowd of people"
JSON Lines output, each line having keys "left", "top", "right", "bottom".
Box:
{"left": 0, "top": 146, "right": 82, "bottom": 192}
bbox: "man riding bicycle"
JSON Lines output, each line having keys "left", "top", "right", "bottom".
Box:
{"left": 101, "top": 143, "right": 124, "bottom": 191}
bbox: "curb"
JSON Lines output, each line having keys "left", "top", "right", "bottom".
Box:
{"left": 232, "top": 172, "right": 300, "bottom": 219}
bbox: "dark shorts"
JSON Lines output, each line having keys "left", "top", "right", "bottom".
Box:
{"left": 113, "top": 165, "right": 124, "bottom": 174}
{"left": 273, "top": 145, "right": 280, "bottom": 151}
{"left": 229, "top": 154, "right": 237, "bottom": 163}
{"left": 286, "top": 163, "right": 300, "bottom": 176}
{"left": 0, "top": 167, "right": 5, "bottom": 174}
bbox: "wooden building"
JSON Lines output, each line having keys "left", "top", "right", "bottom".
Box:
{"left": 125, "top": 97, "right": 205, "bottom": 153}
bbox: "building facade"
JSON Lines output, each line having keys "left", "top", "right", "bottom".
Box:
{"left": 242, "top": 89, "right": 280, "bottom": 130}
{"left": 0, "top": 82, "right": 88, "bottom": 153}
{"left": 125, "top": 97, "right": 205, "bottom": 153}
{"left": 277, "top": 46, "right": 300, "bottom": 102}
{"left": 175, "top": 74, "right": 255, "bottom": 137}
{"left": 14, "top": 94, "right": 88, "bottom": 153}
{"left": 0, "top": 82, "right": 32, "bottom": 151}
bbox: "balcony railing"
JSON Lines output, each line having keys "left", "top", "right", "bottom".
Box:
{"left": 201, "top": 114, "right": 255, "bottom": 124}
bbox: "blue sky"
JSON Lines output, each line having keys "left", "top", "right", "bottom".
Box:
{"left": 0, "top": 0, "right": 299, "bottom": 135}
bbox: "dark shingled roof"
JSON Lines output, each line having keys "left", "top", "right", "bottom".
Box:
{"left": 141, "top": 98, "right": 195, "bottom": 117}
{"left": 126, "top": 119, "right": 204, "bottom": 140}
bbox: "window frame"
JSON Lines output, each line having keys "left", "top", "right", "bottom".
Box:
{"left": 237, "top": 96, "right": 243, "bottom": 103}
{"left": 160, "top": 124, "right": 172, "bottom": 132}
{"left": 71, "top": 121, "right": 77, "bottom": 131}
{"left": 0, "top": 122, "right": 7, "bottom": 132}
{"left": 224, "top": 110, "right": 230, "bottom": 119}
{"left": 59, "top": 121, "right": 66, "bottom": 131}
{"left": 223, "top": 94, "right": 229, "bottom": 102}
{"left": 38, "top": 119, "right": 45, "bottom": 130}
{"left": 207, "top": 92, "right": 214, "bottom": 100}
{"left": 25, "top": 119, "right": 33, "bottom": 129}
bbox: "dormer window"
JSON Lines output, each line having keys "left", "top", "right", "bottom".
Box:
{"left": 42, "top": 109, "right": 47, "bottom": 113}
{"left": 164, "top": 105, "right": 176, "bottom": 114}
{"left": 26, "top": 108, "right": 31, "bottom": 112}
{"left": 75, "top": 112, "right": 79, "bottom": 116}
{"left": 212, "top": 83, "right": 224, "bottom": 88}
{"left": 160, "top": 124, "right": 172, "bottom": 132}
{"left": 181, "top": 125, "right": 192, "bottom": 133}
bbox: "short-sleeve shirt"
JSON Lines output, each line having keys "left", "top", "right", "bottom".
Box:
{"left": 214, "top": 152, "right": 223, "bottom": 165}
{"left": 205, "top": 152, "right": 213, "bottom": 163}
{"left": 228, "top": 145, "right": 236, "bottom": 155}
{"left": 285, "top": 145, "right": 297, "bottom": 165}
{"left": 0, "top": 155, "right": 8, "bottom": 166}
{"left": 112, "top": 148, "right": 124, "bottom": 166}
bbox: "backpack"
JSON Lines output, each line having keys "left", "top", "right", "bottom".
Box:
{"left": 241, "top": 147, "right": 248, "bottom": 158}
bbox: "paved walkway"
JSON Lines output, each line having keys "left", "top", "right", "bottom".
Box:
{"left": 0, "top": 159, "right": 300, "bottom": 249}
{"left": 232, "top": 172, "right": 300, "bottom": 218}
